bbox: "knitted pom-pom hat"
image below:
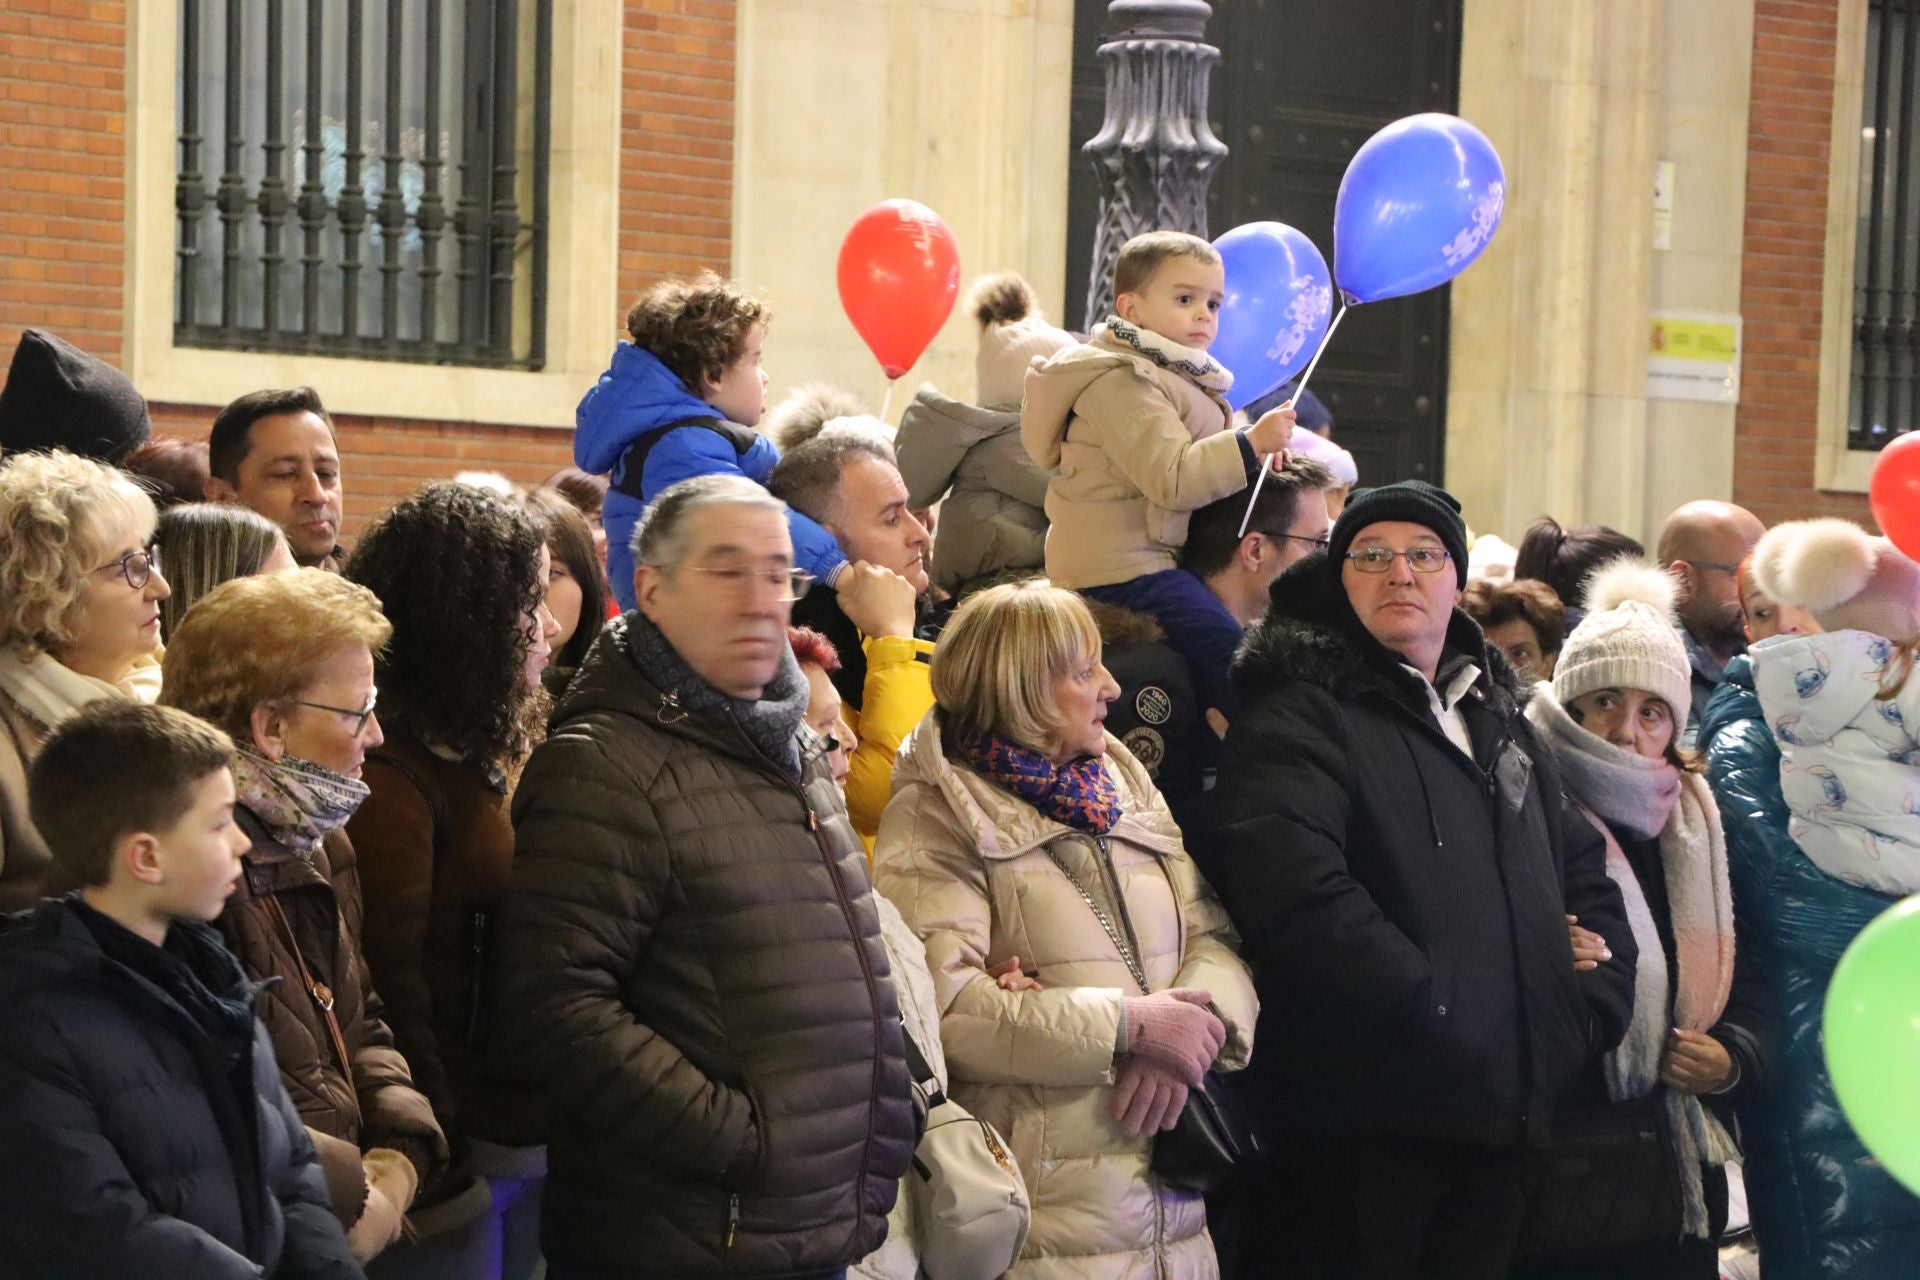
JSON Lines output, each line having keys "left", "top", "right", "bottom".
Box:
{"left": 1750, "top": 517, "right": 1920, "bottom": 641}
{"left": 1552, "top": 559, "right": 1694, "bottom": 721}
{"left": 971, "top": 272, "right": 1076, "bottom": 411}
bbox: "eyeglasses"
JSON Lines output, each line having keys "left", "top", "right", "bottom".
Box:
{"left": 667, "top": 564, "right": 815, "bottom": 602}
{"left": 1686, "top": 560, "right": 1741, "bottom": 575}
{"left": 1269, "top": 532, "right": 1331, "bottom": 550}
{"left": 1345, "top": 546, "right": 1452, "bottom": 574}
{"left": 293, "top": 689, "right": 379, "bottom": 735}
{"left": 94, "top": 542, "right": 160, "bottom": 590}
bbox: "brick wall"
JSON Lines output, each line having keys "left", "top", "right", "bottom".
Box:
{"left": 0, "top": 0, "right": 736, "bottom": 542}
{"left": 1735, "top": 0, "right": 1873, "bottom": 528}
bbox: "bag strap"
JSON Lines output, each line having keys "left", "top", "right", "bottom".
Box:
{"left": 1046, "top": 839, "right": 1151, "bottom": 996}
{"left": 262, "top": 894, "right": 353, "bottom": 1079}
{"left": 900, "top": 1017, "right": 947, "bottom": 1110}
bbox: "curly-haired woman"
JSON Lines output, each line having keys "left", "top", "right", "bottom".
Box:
{"left": 343, "top": 482, "right": 558, "bottom": 1280}
{"left": 1, "top": 450, "right": 170, "bottom": 911}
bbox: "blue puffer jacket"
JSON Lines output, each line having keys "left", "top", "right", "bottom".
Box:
{"left": 1700, "top": 656, "right": 1920, "bottom": 1279}
{"left": 575, "top": 342, "right": 849, "bottom": 609}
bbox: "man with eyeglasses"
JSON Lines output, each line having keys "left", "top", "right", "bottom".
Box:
{"left": 1210, "top": 480, "right": 1635, "bottom": 1280}
{"left": 501, "top": 473, "right": 915, "bottom": 1280}
{"left": 1656, "top": 499, "right": 1766, "bottom": 747}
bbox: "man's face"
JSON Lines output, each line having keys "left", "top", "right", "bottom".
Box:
{"left": 1339, "top": 521, "right": 1460, "bottom": 663}
{"left": 635, "top": 504, "right": 795, "bottom": 699}
{"left": 826, "top": 457, "right": 932, "bottom": 595}
{"left": 701, "top": 322, "right": 769, "bottom": 428}
{"left": 1116, "top": 256, "right": 1226, "bottom": 351}
{"left": 1265, "top": 490, "right": 1332, "bottom": 578}
{"left": 207, "top": 412, "right": 343, "bottom": 567}
{"left": 1677, "top": 555, "right": 1748, "bottom": 652}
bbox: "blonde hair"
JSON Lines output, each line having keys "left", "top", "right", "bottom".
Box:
{"left": 1114, "top": 230, "right": 1221, "bottom": 299}
{"left": 0, "top": 450, "right": 157, "bottom": 660}
{"left": 931, "top": 579, "right": 1103, "bottom": 758}
{"left": 155, "top": 502, "right": 289, "bottom": 642}
{"left": 160, "top": 568, "right": 391, "bottom": 738}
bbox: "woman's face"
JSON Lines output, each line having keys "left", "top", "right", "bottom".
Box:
{"left": 803, "top": 662, "right": 851, "bottom": 787}
{"left": 544, "top": 542, "right": 585, "bottom": 653}
{"left": 1740, "top": 582, "right": 1820, "bottom": 644}
{"left": 56, "top": 519, "right": 170, "bottom": 683}
{"left": 521, "top": 545, "right": 560, "bottom": 691}
{"left": 269, "top": 643, "right": 384, "bottom": 778}
{"left": 1050, "top": 648, "right": 1122, "bottom": 763}
{"left": 1484, "top": 618, "right": 1557, "bottom": 682}
{"left": 1568, "top": 687, "right": 1675, "bottom": 762}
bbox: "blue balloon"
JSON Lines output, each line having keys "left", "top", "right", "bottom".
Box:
{"left": 1334, "top": 113, "right": 1506, "bottom": 307}
{"left": 1211, "top": 222, "right": 1334, "bottom": 412}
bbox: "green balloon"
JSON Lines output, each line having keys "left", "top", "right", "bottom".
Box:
{"left": 1823, "top": 893, "right": 1920, "bottom": 1197}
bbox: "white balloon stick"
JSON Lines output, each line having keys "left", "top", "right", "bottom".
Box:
{"left": 1237, "top": 303, "right": 1349, "bottom": 538}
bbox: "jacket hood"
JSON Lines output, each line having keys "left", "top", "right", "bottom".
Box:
{"left": 1084, "top": 600, "right": 1169, "bottom": 648}
{"left": 574, "top": 342, "right": 718, "bottom": 475}
{"left": 1018, "top": 340, "right": 1133, "bottom": 470}
{"left": 1697, "top": 654, "right": 1759, "bottom": 749}
{"left": 0, "top": 897, "right": 253, "bottom": 1006}
{"left": 890, "top": 708, "right": 1185, "bottom": 861}
{"left": 1749, "top": 630, "right": 1899, "bottom": 747}
{"left": 901, "top": 383, "right": 1019, "bottom": 439}
{"left": 1233, "top": 550, "right": 1523, "bottom": 711}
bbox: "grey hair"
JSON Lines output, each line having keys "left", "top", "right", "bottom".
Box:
{"left": 767, "top": 425, "right": 898, "bottom": 525}
{"left": 630, "top": 473, "right": 787, "bottom": 566}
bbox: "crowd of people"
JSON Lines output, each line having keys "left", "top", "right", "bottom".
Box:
{"left": 0, "top": 228, "right": 1915, "bottom": 1280}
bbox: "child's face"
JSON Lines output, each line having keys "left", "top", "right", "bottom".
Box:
{"left": 702, "top": 322, "right": 770, "bottom": 427}
{"left": 148, "top": 768, "right": 251, "bottom": 925}
{"left": 1116, "top": 256, "right": 1225, "bottom": 351}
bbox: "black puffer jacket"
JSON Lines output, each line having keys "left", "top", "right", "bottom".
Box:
{"left": 0, "top": 897, "right": 361, "bottom": 1279}
{"left": 502, "top": 620, "right": 917, "bottom": 1277}
{"left": 1211, "top": 558, "right": 1637, "bottom": 1146}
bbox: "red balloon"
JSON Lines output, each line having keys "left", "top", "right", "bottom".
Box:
{"left": 837, "top": 199, "right": 961, "bottom": 380}
{"left": 1871, "top": 433, "right": 1920, "bottom": 560}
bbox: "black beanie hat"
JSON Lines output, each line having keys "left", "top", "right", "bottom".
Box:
{"left": 0, "top": 329, "right": 151, "bottom": 463}
{"left": 1326, "top": 479, "right": 1470, "bottom": 588}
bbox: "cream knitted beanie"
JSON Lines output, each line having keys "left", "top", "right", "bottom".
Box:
{"left": 1552, "top": 559, "right": 1694, "bottom": 720}
{"left": 971, "top": 272, "right": 1076, "bottom": 410}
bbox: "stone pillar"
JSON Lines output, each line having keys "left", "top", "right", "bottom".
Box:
{"left": 1082, "top": 0, "right": 1227, "bottom": 324}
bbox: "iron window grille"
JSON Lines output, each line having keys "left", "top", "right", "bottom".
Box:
{"left": 174, "top": 0, "right": 552, "bottom": 369}
{"left": 1855, "top": 0, "right": 1920, "bottom": 450}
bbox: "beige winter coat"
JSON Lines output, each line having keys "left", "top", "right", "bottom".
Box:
{"left": 1021, "top": 332, "right": 1248, "bottom": 590}
{"left": 874, "top": 713, "right": 1257, "bottom": 1280}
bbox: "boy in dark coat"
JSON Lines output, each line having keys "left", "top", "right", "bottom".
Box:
{"left": 0, "top": 702, "right": 361, "bottom": 1279}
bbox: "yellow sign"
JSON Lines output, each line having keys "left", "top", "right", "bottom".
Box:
{"left": 1650, "top": 317, "right": 1739, "bottom": 362}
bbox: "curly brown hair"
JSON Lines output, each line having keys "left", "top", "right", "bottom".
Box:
{"left": 345, "top": 482, "right": 549, "bottom": 768}
{"left": 625, "top": 271, "right": 771, "bottom": 392}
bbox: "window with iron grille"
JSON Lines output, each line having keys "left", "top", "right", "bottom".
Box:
{"left": 174, "top": 0, "right": 552, "bottom": 369}
{"left": 1854, "top": 0, "right": 1920, "bottom": 450}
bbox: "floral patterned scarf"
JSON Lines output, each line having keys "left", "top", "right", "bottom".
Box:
{"left": 230, "top": 746, "right": 370, "bottom": 860}
{"left": 965, "top": 732, "right": 1122, "bottom": 834}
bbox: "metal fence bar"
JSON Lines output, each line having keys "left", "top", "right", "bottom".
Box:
{"left": 379, "top": 0, "right": 407, "bottom": 346}
{"left": 176, "top": 0, "right": 206, "bottom": 327}
{"left": 1896, "top": 0, "right": 1920, "bottom": 438}
{"left": 419, "top": 0, "right": 447, "bottom": 347}
{"left": 218, "top": 0, "right": 246, "bottom": 328}
{"left": 529, "top": 0, "right": 552, "bottom": 367}
{"left": 297, "top": 0, "right": 327, "bottom": 336}
{"left": 1862, "top": 0, "right": 1898, "bottom": 441}
{"left": 339, "top": 0, "right": 368, "bottom": 339}
{"left": 260, "top": 0, "right": 288, "bottom": 336}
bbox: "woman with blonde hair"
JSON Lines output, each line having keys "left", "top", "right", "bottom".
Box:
{"left": 161, "top": 568, "right": 450, "bottom": 1267}
{"left": 155, "top": 501, "right": 295, "bottom": 640}
{"left": 874, "top": 578, "right": 1257, "bottom": 1280}
{"left": 0, "top": 449, "right": 170, "bottom": 910}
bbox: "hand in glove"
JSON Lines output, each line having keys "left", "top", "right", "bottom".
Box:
{"left": 1122, "top": 988, "right": 1225, "bottom": 1086}
{"left": 345, "top": 1147, "right": 418, "bottom": 1264}
{"left": 1111, "top": 1056, "right": 1191, "bottom": 1137}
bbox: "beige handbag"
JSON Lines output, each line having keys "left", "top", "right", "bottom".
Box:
{"left": 902, "top": 1025, "right": 1031, "bottom": 1280}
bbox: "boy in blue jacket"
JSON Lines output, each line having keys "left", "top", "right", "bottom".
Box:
{"left": 577, "top": 272, "right": 851, "bottom": 609}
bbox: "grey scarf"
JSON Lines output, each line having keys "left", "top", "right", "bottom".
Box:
{"left": 620, "top": 612, "right": 810, "bottom": 778}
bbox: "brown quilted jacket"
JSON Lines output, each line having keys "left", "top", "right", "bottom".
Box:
{"left": 220, "top": 809, "right": 449, "bottom": 1225}
{"left": 501, "top": 619, "right": 918, "bottom": 1276}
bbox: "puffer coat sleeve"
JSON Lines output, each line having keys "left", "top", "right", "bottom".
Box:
{"left": 878, "top": 787, "right": 1126, "bottom": 1088}
{"left": 503, "top": 730, "right": 761, "bottom": 1184}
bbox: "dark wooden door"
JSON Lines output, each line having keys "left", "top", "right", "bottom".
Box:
{"left": 1065, "top": 0, "right": 1464, "bottom": 486}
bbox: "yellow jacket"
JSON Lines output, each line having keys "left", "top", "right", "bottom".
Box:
{"left": 845, "top": 633, "right": 938, "bottom": 853}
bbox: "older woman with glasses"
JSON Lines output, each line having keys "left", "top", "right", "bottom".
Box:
{"left": 161, "top": 568, "right": 450, "bottom": 1267}
{"left": 0, "top": 449, "right": 170, "bottom": 911}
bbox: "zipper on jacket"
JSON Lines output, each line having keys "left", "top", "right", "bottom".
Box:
{"left": 725, "top": 1192, "right": 740, "bottom": 1250}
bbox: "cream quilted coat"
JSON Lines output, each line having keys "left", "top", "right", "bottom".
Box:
{"left": 873, "top": 713, "right": 1257, "bottom": 1280}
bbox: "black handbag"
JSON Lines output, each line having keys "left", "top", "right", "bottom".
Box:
{"left": 1045, "top": 841, "right": 1261, "bottom": 1194}
{"left": 1512, "top": 1091, "right": 1685, "bottom": 1263}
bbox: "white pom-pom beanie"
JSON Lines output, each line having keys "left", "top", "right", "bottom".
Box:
{"left": 1552, "top": 558, "right": 1694, "bottom": 720}
{"left": 1750, "top": 517, "right": 1920, "bottom": 640}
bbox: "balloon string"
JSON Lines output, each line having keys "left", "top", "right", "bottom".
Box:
{"left": 1237, "top": 303, "right": 1350, "bottom": 538}
{"left": 880, "top": 380, "right": 897, "bottom": 423}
